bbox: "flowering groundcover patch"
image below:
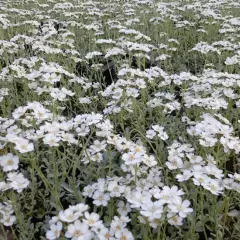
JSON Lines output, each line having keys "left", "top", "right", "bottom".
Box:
{"left": 0, "top": 0, "right": 240, "bottom": 239}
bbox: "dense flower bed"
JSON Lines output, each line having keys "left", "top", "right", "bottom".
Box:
{"left": 0, "top": 0, "right": 239, "bottom": 239}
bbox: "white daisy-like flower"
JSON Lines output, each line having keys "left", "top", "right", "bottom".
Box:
{"left": 0, "top": 153, "right": 19, "bottom": 172}
{"left": 46, "top": 222, "right": 62, "bottom": 240}
{"left": 65, "top": 220, "right": 93, "bottom": 240}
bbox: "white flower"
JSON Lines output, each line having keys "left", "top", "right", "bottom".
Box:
{"left": 227, "top": 209, "right": 240, "bottom": 217}
{"left": 0, "top": 153, "right": 19, "bottom": 172}
{"left": 154, "top": 186, "right": 184, "bottom": 204}
{"left": 225, "top": 55, "right": 239, "bottom": 65}
{"left": 46, "top": 222, "right": 63, "bottom": 240}
{"left": 129, "top": 144, "right": 146, "bottom": 154}
{"left": 176, "top": 170, "right": 192, "bottom": 182}
{"left": 187, "top": 154, "right": 204, "bottom": 165}
{"left": 7, "top": 172, "right": 29, "bottom": 193}
{"left": 43, "top": 133, "right": 61, "bottom": 147}
{"left": 0, "top": 181, "right": 10, "bottom": 191}
{"left": 223, "top": 178, "right": 235, "bottom": 190}
{"left": 233, "top": 173, "right": 240, "bottom": 182}
{"left": 142, "top": 154, "right": 157, "bottom": 167}
{"left": 79, "top": 97, "right": 91, "bottom": 104}
{"left": 146, "top": 129, "right": 156, "bottom": 139}
{"left": 61, "top": 87, "right": 75, "bottom": 97}
{"left": 117, "top": 201, "right": 131, "bottom": 216}
{"left": 98, "top": 227, "right": 115, "bottom": 240}
{"left": 152, "top": 125, "right": 168, "bottom": 140}
{"left": 167, "top": 212, "right": 183, "bottom": 226}
{"left": 61, "top": 133, "right": 78, "bottom": 145}
{"left": 0, "top": 214, "right": 16, "bottom": 226}
{"left": 206, "top": 154, "right": 216, "bottom": 164}
{"left": 168, "top": 198, "right": 193, "bottom": 218}
{"left": 108, "top": 181, "right": 125, "bottom": 197}
{"left": 166, "top": 156, "right": 183, "bottom": 170}
{"left": 43, "top": 73, "right": 61, "bottom": 84}
{"left": 93, "top": 191, "right": 110, "bottom": 206}
{"left": 65, "top": 220, "right": 93, "bottom": 240}
{"left": 111, "top": 216, "right": 127, "bottom": 238}
{"left": 85, "top": 51, "right": 102, "bottom": 59}
{"left": 70, "top": 203, "right": 89, "bottom": 215}
{"left": 14, "top": 138, "right": 34, "bottom": 153}
{"left": 89, "top": 140, "right": 107, "bottom": 154}
{"left": 104, "top": 47, "right": 125, "bottom": 58}
{"left": 83, "top": 185, "right": 95, "bottom": 197}
{"left": 192, "top": 172, "right": 210, "bottom": 186}
{"left": 122, "top": 151, "right": 143, "bottom": 165}
{"left": 83, "top": 212, "right": 102, "bottom": 227}
{"left": 76, "top": 124, "right": 90, "bottom": 137}
{"left": 202, "top": 179, "right": 224, "bottom": 195}
{"left": 59, "top": 209, "right": 81, "bottom": 223}
{"left": 127, "top": 190, "right": 151, "bottom": 208}
{"left": 140, "top": 200, "right": 163, "bottom": 220}
{"left": 135, "top": 78, "right": 146, "bottom": 89}
{"left": 50, "top": 88, "right": 67, "bottom": 101}
{"left": 204, "top": 164, "right": 224, "bottom": 179}
{"left": 49, "top": 216, "right": 60, "bottom": 225}
{"left": 115, "top": 228, "right": 134, "bottom": 240}
{"left": 12, "top": 106, "right": 28, "bottom": 119}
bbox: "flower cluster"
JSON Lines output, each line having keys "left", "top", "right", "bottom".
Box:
{"left": 0, "top": 153, "right": 29, "bottom": 193}
{"left": 83, "top": 166, "right": 193, "bottom": 227}
{"left": 1, "top": 0, "right": 240, "bottom": 238}
{"left": 0, "top": 202, "right": 16, "bottom": 226}
{"left": 167, "top": 140, "right": 240, "bottom": 195}
{"left": 46, "top": 203, "right": 134, "bottom": 240}
{"left": 146, "top": 124, "right": 169, "bottom": 141}
{"left": 187, "top": 113, "right": 240, "bottom": 153}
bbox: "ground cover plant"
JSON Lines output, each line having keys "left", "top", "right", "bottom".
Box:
{"left": 0, "top": 0, "right": 240, "bottom": 239}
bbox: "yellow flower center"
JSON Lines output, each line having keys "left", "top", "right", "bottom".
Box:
{"left": 7, "top": 159, "right": 13, "bottom": 165}
{"left": 116, "top": 225, "right": 121, "bottom": 230}
{"left": 21, "top": 145, "right": 27, "bottom": 150}
{"left": 88, "top": 219, "right": 95, "bottom": 225}
{"left": 129, "top": 154, "right": 135, "bottom": 160}
{"left": 54, "top": 230, "right": 59, "bottom": 236}
{"left": 74, "top": 230, "right": 82, "bottom": 237}
{"left": 67, "top": 214, "right": 74, "bottom": 220}
{"left": 105, "top": 233, "right": 111, "bottom": 239}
